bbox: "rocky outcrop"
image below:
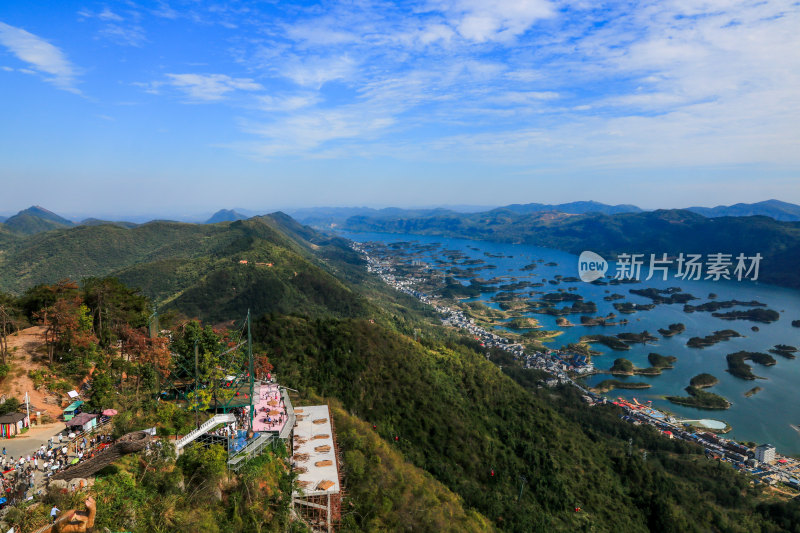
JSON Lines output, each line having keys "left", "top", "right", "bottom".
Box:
{"left": 51, "top": 431, "right": 150, "bottom": 481}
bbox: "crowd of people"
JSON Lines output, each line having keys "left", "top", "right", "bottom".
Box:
{"left": 0, "top": 429, "right": 113, "bottom": 508}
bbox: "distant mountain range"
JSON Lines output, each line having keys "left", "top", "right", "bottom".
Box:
{"left": 1, "top": 199, "right": 799, "bottom": 238}
{"left": 290, "top": 199, "right": 800, "bottom": 227}
{"left": 685, "top": 199, "right": 800, "bottom": 221}
{"left": 497, "top": 201, "right": 643, "bottom": 216}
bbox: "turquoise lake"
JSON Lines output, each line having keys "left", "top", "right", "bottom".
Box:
{"left": 343, "top": 231, "right": 800, "bottom": 456}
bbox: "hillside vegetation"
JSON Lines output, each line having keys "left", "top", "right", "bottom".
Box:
{"left": 1, "top": 212, "right": 799, "bottom": 532}
{"left": 254, "top": 314, "right": 797, "bottom": 532}
{"left": 0, "top": 214, "right": 404, "bottom": 323}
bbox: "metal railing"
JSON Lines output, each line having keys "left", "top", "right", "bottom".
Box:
{"left": 227, "top": 433, "right": 275, "bottom": 473}
{"left": 175, "top": 413, "right": 235, "bottom": 451}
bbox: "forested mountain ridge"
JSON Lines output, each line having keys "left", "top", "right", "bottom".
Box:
{"left": 0, "top": 214, "right": 377, "bottom": 323}
{"left": 2, "top": 205, "right": 74, "bottom": 234}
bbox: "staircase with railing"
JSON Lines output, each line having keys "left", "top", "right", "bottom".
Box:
{"left": 175, "top": 413, "right": 236, "bottom": 451}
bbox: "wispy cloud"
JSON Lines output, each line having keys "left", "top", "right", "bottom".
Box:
{"left": 0, "top": 21, "right": 79, "bottom": 92}
{"left": 99, "top": 23, "right": 147, "bottom": 47}
{"left": 142, "top": 73, "right": 264, "bottom": 102}
{"left": 431, "top": 0, "right": 556, "bottom": 43}
{"left": 78, "top": 7, "right": 147, "bottom": 46}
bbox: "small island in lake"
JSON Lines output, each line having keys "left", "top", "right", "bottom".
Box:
{"left": 610, "top": 358, "right": 635, "bottom": 375}
{"left": 581, "top": 331, "right": 658, "bottom": 351}
{"left": 658, "top": 323, "right": 686, "bottom": 337}
{"left": 532, "top": 300, "right": 597, "bottom": 316}
{"left": 683, "top": 299, "right": 767, "bottom": 313}
{"left": 744, "top": 387, "right": 762, "bottom": 398}
{"left": 769, "top": 344, "right": 798, "bottom": 359}
{"left": 686, "top": 329, "right": 742, "bottom": 348}
{"left": 556, "top": 317, "right": 575, "bottom": 327}
{"left": 580, "top": 313, "right": 626, "bottom": 327}
{"left": 606, "top": 356, "right": 669, "bottom": 376}
{"left": 690, "top": 373, "right": 719, "bottom": 388}
{"left": 629, "top": 288, "right": 697, "bottom": 304}
{"left": 541, "top": 292, "right": 583, "bottom": 302}
{"left": 711, "top": 308, "right": 780, "bottom": 324}
{"left": 666, "top": 374, "right": 731, "bottom": 409}
{"left": 506, "top": 317, "right": 542, "bottom": 330}
{"left": 613, "top": 302, "right": 656, "bottom": 314}
{"left": 648, "top": 353, "right": 677, "bottom": 369}
{"left": 616, "top": 331, "right": 659, "bottom": 344}
{"left": 592, "top": 379, "right": 652, "bottom": 393}
{"left": 725, "top": 351, "right": 776, "bottom": 380}
{"left": 584, "top": 335, "right": 630, "bottom": 351}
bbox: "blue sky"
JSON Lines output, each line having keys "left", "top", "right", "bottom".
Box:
{"left": 1, "top": 0, "right": 798, "bottom": 219}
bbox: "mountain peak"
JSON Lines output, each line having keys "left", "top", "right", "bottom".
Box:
{"left": 205, "top": 209, "right": 248, "bottom": 224}
{"left": 3, "top": 205, "right": 74, "bottom": 235}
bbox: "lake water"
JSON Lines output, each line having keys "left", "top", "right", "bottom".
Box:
{"left": 343, "top": 231, "right": 800, "bottom": 455}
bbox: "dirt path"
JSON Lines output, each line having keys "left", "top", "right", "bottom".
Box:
{"left": 1, "top": 326, "right": 64, "bottom": 418}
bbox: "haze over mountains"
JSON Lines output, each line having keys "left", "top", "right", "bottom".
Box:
{"left": 2, "top": 200, "right": 800, "bottom": 292}
{"left": 3, "top": 199, "right": 800, "bottom": 234}
{"left": 1, "top": 201, "right": 800, "bottom": 292}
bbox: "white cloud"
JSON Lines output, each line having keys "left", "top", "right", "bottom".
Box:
{"left": 78, "top": 6, "right": 147, "bottom": 46}
{"left": 99, "top": 24, "right": 147, "bottom": 46}
{"left": 162, "top": 73, "right": 264, "bottom": 101}
{"left": 258, "top": 93, "right": 321, "bottom": 111}
{"left": 239, "top": 105, "right": 396, "bottom": 157}
{"left": 98, "top": 8, "right": 123, "bottom": 22}
{"left": 281, "top": 55, "right": 357, "bottom": 88}
{"left": 0, "top": 22, "right": 79, "bottom": 92}
{"left": 431, "top": 0, "right": 555, "bottom": 43}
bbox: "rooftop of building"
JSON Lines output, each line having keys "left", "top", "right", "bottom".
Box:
{"left": 292, "top": 404, "right": 340, "bottom": 497}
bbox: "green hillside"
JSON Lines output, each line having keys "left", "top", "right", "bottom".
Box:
{"left": 0, "top": 214, "right": 422, "bottom": 324}
{"left": 254, "top": 315, "right": 796, "bottom": 532}
{"left": 2, "top": 205, "right": 74, "bottom": 234}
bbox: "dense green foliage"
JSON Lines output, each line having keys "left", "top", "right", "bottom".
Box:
{"left": 0, "top": 215, "right": 384, "bottom": 323}
{"left": 648, "top": 353, "right": 677, "bottom": 368}
{"left": 667, "top": 374, "right": 730, "bottom": 409}
{"left": 253, "top": 314, "right": 798, "bottom": 532}
{"left": 332, "top": 402, "right": 494, "bottom": 532}
{"left": 690, "top": 373, "right": 719, "bottom": 388}
{"left": 592, "top": 379, "right": 651, "bottom": 392}
{"left": 1, "top": 206, "right": 74, "bottom": 235}
{"left": 610, "top": 358, "right": 635, "bottom": 374}
{"left": 666, "top": 387, "right": 731, "bottom": 410}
